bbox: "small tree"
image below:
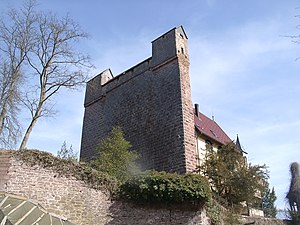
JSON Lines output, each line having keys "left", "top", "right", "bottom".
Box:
{"left": 91, "top": 126, "right": 139, "bottom": 183}
{"left": 262, "top": 186, "right": 277, "bottom": 218}
{"left": 57, "top": 141, "right": 77, "bottom": 162}
{"left": 198, "top": 142, "right": 269, "bottom": 207}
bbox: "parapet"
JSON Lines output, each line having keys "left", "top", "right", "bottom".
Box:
{"left": 84, "top": 26, "right": 189, "bottom": 108}
{"left": 84, "top": 69, "right": 113, "bottom": 106}
{"left": 151, "top": 26, "right": 188, "bottom": 67}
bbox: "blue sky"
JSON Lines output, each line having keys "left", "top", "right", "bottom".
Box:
{"left": 1, "top": 0, "right": 300, "bottom": 211}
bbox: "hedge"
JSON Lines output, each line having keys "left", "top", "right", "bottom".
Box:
{"left": 118, "top": 171, "right": 212, "bottom": 206}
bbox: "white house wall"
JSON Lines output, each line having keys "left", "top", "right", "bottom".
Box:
{"left": 196, "top": 135, "right": 219, "bottom": 167}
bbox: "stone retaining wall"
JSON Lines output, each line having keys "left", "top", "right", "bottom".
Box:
{"left": 1, "top": 150, "right": 210, "bottom": 225}
{"left": 0, "top": 150, "right": 287, "bottom": 225}
{"left": 0, "top": 150, "right": 10, "bottom": 191}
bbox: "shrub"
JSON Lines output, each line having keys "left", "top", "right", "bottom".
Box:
{"left": 118, "top": 171, "right": 212, "bottom": 206}
{"left": 91, "top": 126, "right": 139, "bottom": 183}
{"left": 57, "top": 141, "right": 78, "bottom": 162}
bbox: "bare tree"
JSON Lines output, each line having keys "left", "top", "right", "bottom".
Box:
{"left": 0, "top": 1, "right": 35, "bottom": 148}
{"left": 19, "top": 11, "right": 92, "bottom": 149}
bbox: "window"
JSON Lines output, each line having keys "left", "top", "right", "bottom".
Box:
{"left": 205, "top": 139, "right": 212, "bottom": 145}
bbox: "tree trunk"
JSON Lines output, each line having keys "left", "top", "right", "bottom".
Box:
{"left": 19, "top": 90, "right": 45, "bottom": 150}
{"left": 0, "top": 78, "right": 15, "bottom": 135}
{"left": 19, "top": 115, "right": 38, "bottom": 149}
{"left": 0, "top": 106, "right": 7, "bottom": 134}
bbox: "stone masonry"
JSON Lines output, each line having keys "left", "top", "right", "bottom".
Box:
{"left": 80, "top": 26, "right": 197, "bottom": 173}
{"left": 0, "top": 150, "right": 10, "bottom": 192}
{"left": 0, "top": 150, "right": 287, "bottom": 225}
{"left": 1, "top": 150, "right": 212, "bottom": 225}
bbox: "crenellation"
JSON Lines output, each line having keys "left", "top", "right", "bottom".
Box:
{"left": 86, "top": 58, "right": 153, "bottom": 105}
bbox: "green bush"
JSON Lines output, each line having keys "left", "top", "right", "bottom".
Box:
{"left": 91, "top": 126, "right": 139, "bottom": 183}
{"left": 206, "top": 200, "right": 222, "bottom": 225}
{"left": 118, "top": 171, "right": 212, "bottom": 206}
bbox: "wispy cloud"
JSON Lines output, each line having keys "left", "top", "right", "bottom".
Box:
{"left": 189, "top": 16, "right": 300, "bottom": 209}
{"left": 190, "top": 18, "right": 294, "bottom": 99}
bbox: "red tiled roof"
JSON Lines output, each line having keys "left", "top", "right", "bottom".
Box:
{"left": 194, "top": 112, "right": 232, "bottom": 145}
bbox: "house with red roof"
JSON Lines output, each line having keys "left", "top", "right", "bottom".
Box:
{"left": 194, "top": 104, "right": 232, "bottom": 166}
{"left": 193, "top": 103, "right": 247, "bottom": 168}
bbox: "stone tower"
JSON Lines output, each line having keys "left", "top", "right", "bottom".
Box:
{"left": 80, "top": 26, "right": 197, "bottom": 173}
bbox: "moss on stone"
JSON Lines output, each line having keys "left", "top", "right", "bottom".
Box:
{"left": 12, "top": 149, "right": 118, "bottom": 194}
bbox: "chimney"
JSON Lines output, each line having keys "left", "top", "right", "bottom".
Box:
{"left": 195, "top": 104, "right": 199, "bottom": 117}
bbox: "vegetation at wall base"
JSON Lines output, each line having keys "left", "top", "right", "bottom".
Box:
{"left": 206, "top": 200, "right": 222, "bottom": 225}
{"left": 118, "top": 171, "right": 212, "bottom": 207}
{"left": 222, "top": 208, "right": 241, "bottom": 225}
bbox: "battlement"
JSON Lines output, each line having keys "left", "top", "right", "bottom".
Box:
{"left": 84, "top": 26, "right": 189, "bottom": 107}
{"left": 84, "top": 57, "right": 152, "bottom": 107}
{"left": 80, "top": 26, "right": 196, "bottom": 173}
{"left": 152, "top": 26, "right": 188, "bottom": 66}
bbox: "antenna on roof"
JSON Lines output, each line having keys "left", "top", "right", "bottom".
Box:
{"left": 211, "top": 109, "right": 215, "bottom": 121}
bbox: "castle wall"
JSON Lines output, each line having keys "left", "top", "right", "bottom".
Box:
{"left": 80, "top": 26, "right": 196, "bottom": 173}
{"left": 0, "top": 150, "right": 287, "bottom": 225}
{"left": 0, "top": 150, "right": 212, "bottom": 225}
